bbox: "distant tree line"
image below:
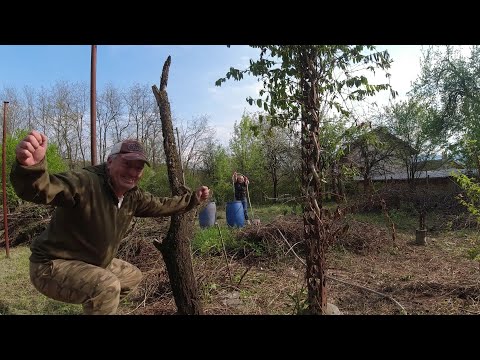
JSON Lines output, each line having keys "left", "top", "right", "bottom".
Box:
{"left": 0, "top": 82, "right": 304, "bottom": 206}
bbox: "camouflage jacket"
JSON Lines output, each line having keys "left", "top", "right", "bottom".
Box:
{"left": 10, "top": 158, "right": 198, "bottom": 268}
{"left": 234, "top": 181, "right": 247, "bottom": 200}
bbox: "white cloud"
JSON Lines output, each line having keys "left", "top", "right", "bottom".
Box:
{"left": 387, "top": 45, "right": 423, "bottom": 98}
{"left": 230, "top": 104, "right": 247, "bottom": 111}
{"left": 207, "top": 87, "right": 218, "bottom": 94}
{"left": 374, "top": 45, "right": 474, "bottom": 105}
{"left": 215, "top": 77, "right": 262, "bottom": 94}
{"left": 208, "top": 77, "right": 261, "bottom": 104}
{"left": 213, "top": 124, "right": 234, "bottom": 147}
{"left": 347, "top": 45, "right": 424, "bottom": 113}
{"left": 207, "top": 77, "right": 264, "bottom": 144}
{"left": 238, "top": 56, "right": 252, "bottom": 68}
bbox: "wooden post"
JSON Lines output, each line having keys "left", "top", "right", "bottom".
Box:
{"left": 416, "top": 211, "right": 427, "bottom": 245}
{"left": 416, "top": 229, "right": 427, "bottom": 245}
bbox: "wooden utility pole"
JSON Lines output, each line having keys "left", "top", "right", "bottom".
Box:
{"left": 90, "top": 45, "right": 97, "bottom": 165}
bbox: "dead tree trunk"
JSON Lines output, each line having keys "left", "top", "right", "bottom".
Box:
{"left": 300, "top": 49, "right": 327, "bottom": 315}
{"left": 152, "top": 56, "right": 203, "bottom": 315}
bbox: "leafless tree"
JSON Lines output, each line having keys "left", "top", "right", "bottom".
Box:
{"left": 0, "top": 87, "right": 25, "bottom": 133}
{"left": 23, "top": 85, "right": 38, "bottom": 131}
{"left": 97, "top": 83, "right": 123, "bottom": 162}
{"left": 71, "top": 82, "right": 89, "bottom": 167}
{"left": 109, "top": 89, "right": 130, "bottom": 145}
{"left": 144, "top": 104, "right": 164, "bottom": 167}
{"left": 175, "top": 115, "right": 215, "bottom": 172}
{"left": 125, "top": 83, "right": 157, "bottom": 144}
{"left": 47, "top": 81, "right": 87, "bottom": 169}
{"left": 36, "top": 86, "right": 52, "bottom": 135}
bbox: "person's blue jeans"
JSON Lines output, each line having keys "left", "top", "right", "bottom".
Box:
{"left": 240, "top": 198, "right": 248, "bottom": 220}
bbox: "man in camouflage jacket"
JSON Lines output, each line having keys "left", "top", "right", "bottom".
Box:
{"left": 11, "top": 130, "right": 210, "bottom": 314}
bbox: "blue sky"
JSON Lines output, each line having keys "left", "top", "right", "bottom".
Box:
{"left": 0, "top": 45, "right": 426, "bottom": 143}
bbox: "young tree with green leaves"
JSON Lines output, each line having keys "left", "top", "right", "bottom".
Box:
{"left": 258, "top": 120, "right": 299, "bottom": 201}
{"left": 199, "top": 139, "right": 233, "bottom": 204}
{"left": 229, "top": 113, "right": 264, "bottom": 173}
{"left": 347, "top": 126, "right": 400, "bottom": 193}
{"left": 317, "top": 115, "right": 352, "bottom": 202}
{"left": 217, "top": 45, "right": 395, "bottom": 314}
{"left": 382, "top": 98, "right": 439, "bottom": 185}
{"left": 412, "top": 45, "right": 480, "bottom": 178}
{"left": 229, "top": 113, "right": 266, "bottom": 202}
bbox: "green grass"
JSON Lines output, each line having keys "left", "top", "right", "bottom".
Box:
{"left": 252, "top": 203, "right": 302, "bottom": 222}
{"left": 193, "top": 202, "right": 299, "bottom": 255}
{"left": 192, "top": 225, "right": 264, "bottom": 256}
{"left": 192, "top": 225, "right": 236, "bottom": 255}
{"left": 0, "top": 246, "right": 82, "bottom": 315}
{"left": 349, "top": 210, "right": 419, "bottom": 233}
{"left": 212, "top": 202, "right": 302, "bottom": 225}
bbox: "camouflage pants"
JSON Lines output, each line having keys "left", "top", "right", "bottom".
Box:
{"left": 29, "top": 258, "right": 142, "bottom": 315}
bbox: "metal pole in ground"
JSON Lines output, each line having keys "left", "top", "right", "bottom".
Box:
{"left": 246, "top": 182, "right": 255, "bottom": 220}
{"left": 232, "top": 172, "right": 236, "bottom": 201}
{"left": 2, "top": 101, "right": 10, "bottom": 258}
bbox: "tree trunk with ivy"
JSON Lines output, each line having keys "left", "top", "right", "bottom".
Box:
{"left": 152, "top": 56, "right": 203, "bottom": 315}
{"left": 215, "top": 45, "right": 395, "bottom": 315}
{"left": 300, "top": 49, "right": 327, "bottom": 315}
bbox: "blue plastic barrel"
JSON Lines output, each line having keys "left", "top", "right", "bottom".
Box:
{"left": 226, "top": 201, "right": 245, "bottom": 227}
{"left": 199, "top": 201, "right": 217, "bottom": 228}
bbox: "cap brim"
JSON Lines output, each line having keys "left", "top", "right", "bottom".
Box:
{"left": 120, "top": 153, "right": 151, "bottom": 167}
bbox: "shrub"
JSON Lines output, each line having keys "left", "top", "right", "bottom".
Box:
{"left": 2, "top": 130, "right": 67, "bottom": 207}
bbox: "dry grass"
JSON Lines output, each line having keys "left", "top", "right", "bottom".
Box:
{"left": 327, "top": 231, "right": 480, "bottom": 315}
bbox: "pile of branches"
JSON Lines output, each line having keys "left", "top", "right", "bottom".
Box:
{"left": 117, "top": 217, "right": 172, "bottom": 304}
{"left": 236, "top": 213, "right": 391, "bottom": 257}
{"left": 118, "top": 217, "right": 170, "bottom": 267}
{"left": 236, "top": 214, "right": 304, "bottom": 258}
{"left": 0, "top": 203, "right": 53, "bottom": 248}
{"left": 447, "top": 213, "right": 479, "bottom": 230}
{"left": 338, "top": 219, "right": 391, "bottom": 254}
